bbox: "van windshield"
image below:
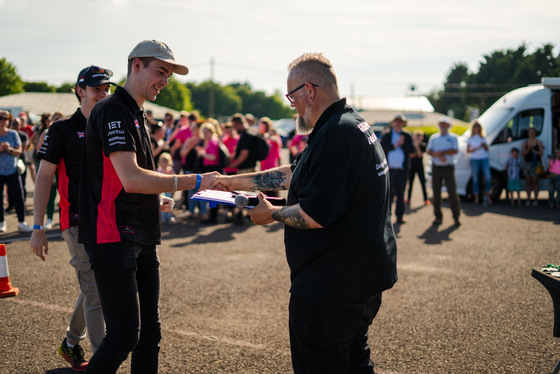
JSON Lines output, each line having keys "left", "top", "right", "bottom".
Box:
{"left": 476, "top": 107, "right": 514, "bottom": 137}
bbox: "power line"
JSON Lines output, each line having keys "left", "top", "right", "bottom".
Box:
{"left": 444, "top": 83, "right": 527, "bottom": 89}
{"left": 439, "top": 92, "right": 508, "bottom": 98}
{"left": 189, "top": 59, "right": 284, "bottom": 76}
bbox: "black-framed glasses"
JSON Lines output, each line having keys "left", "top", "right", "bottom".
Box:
{"left": 285, "top": 82, "right": 319, "bottom": 105}
{"left": 0, "top": 116, "right": 8, "bottom": 121}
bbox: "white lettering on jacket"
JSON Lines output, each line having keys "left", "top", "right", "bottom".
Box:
{"left": 108, "top": 121, "right": 121, "bottom": 130}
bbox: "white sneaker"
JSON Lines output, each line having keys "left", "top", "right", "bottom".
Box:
{"left": 0, "top": 221, "right": 6, "bottom": 232}
{"left": 18, "top": 222, "right": 33, "bottom": 233}
{"left": 45, "top": 219, "right": 53, "bottom": 230}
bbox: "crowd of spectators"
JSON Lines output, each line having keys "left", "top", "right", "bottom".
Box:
{"left": 0, "top": 110, "right": 63, "bottom": 232}
{"left": 0, "top": 109, "right": 305, "bottom": 232}
{"left": 147, "top": 111, "right": 298, "bottom": 225}
{"left": 3, "top": 107, "right": 558, "bottom": 234}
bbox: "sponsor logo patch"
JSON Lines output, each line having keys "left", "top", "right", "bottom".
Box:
{"left": 118, "top": 226, "right": 135, "bottom": 234}
{"left": 108, "top": 121, "right": 121, "bottom": 130}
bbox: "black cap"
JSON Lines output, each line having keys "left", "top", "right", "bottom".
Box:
{"left": 76, "top": 65, "right": 116, "bottom": 87}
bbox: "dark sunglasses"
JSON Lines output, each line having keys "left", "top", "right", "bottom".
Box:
{"left": 0, "top": 116, "right": 8, "bottom": 120}
{"left": 84, "top": 65, "right": 113, "bottom": 77}
{"left": 77, "top": 65, "right": 114, "bottom": 86}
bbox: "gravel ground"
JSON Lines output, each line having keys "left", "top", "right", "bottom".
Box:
{"left": 1, "top": 181, "right": 559, "bottom": 373}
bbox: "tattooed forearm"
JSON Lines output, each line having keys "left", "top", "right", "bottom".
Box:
{"left": 251, "top": 171, "right": 287, "bottom": 190}
{"left": 272, "top": 205, "right": 312, "bottom": 229}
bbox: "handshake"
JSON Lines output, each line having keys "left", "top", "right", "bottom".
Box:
{"left": 193, "top": 172, "right": 286, "bottom": 225}
{"left": 197, "top": 172, "right": 256, "bottom": 193}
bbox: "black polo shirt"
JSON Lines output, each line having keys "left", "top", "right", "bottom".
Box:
{"left": 78, "top": 86, "right": 160, "bottom": 245}
{"left": 234, "top": 130, "right": 257, "bottom": 170}
{"left": 285, "top": 99, "right": 398, "bottom": 302}
{"left": 37, "top": 109, "right": 85, "bottom": 230}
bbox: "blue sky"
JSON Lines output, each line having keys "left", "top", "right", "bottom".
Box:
{"left": 1, "top": 0, "right": 559, "bottom": 101}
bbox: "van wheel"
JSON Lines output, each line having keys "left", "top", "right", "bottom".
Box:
{"left": 489, "top": 171, "right": 505, "bottom": 202}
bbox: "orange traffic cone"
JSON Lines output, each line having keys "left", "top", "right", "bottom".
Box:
{"left": 0, "top": 244, "right": 19, "bottom": 298}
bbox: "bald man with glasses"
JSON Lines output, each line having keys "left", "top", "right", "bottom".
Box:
{"left": 213, "top": 52, "right": 397, "bottom": 374}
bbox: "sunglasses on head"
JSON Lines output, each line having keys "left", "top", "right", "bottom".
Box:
{"left": 77, "top": 66, "right": 114, "bottom": 86}
{"left": 84, "top": 65, "right": 113, "bottom": 77}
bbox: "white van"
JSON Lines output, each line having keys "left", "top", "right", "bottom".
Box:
{"left": 427, "top": 77, "right": 560, "bottom": 201}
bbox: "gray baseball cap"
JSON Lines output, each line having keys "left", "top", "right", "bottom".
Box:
{"left": 128, "top": 39, "right": 189, "bottom": 75}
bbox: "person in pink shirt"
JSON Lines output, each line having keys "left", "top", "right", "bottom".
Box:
{"left": 258, "top": 117, "right": 283, "bottom": 198}
{"left": 289, "top": 133, "right": 308, "bottom": 163}
{"left": 167, "top": 111, "right": 191, "bottom": 174}
{"left": 197, "top": 122, "right": 221, "bottom": 171}
{"left": 220, "top": 121, "right": 239, "bottom": 223}
{"left": 197, "top": 122, "right": 222, "bottom": 223}
{"left": 259, "top": 117, "right": 282, "bottom": 171}
{"left": 221, "top": 121, "right": 239, "bottom": 175}
{"left": 548, "top": 147, "right": 560, "bottom": 208}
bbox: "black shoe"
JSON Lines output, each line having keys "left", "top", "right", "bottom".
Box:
{"left": 432, "top": 219, "right": 442, "bottom": 225}
{"left": 58, "top": 338, "right": 88, "bottom": 372}
{"left": 396, "top": 218, "right": 406, "bottom": 225}
{"left": 453, "top": 220, "right": 461, "bottom": 227}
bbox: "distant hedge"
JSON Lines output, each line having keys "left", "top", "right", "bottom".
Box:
{"left": 410, "top": 124, "right": 469, "bottom": 139}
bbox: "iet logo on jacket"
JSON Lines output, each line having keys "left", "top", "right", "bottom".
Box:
{"left": 108, "top": 121, "right": 122, "bottom": 130}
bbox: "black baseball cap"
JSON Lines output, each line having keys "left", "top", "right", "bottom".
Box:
{"left": 76, "top": 65, "right": 116, "bottom": 87}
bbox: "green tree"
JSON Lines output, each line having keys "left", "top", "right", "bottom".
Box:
{"left": 56, "top": 82, "right": 74, "bottom": 93}
{"left": 0, "top": 58, "right": 24, "bottom": 96}
{"left": 231, "top": 83, "right": 294, "bottom": 119}
{"left": 153, "top": 77, "right": 192, "bottom": 111}
{"left": 430, "top": 43, "right": 560, "bottom": 120}
{"left": 429, "top": 62, "right": 470, "bottom": 119}
{"left": 188, "top": 81, "right": 242, "bottom": 118}
{"left": 23, "top": 81, "right": 55, "bottom": 92}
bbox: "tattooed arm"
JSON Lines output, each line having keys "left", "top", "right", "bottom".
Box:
{"left": 248, "top": 193, "right": 322, "bottom": 229}
{"left": 211, "top": 165, "right": 292, "bottom": 192}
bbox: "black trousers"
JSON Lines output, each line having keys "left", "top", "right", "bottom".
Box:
{"left": 389, "top": 169, "right": 408, "bottom": 220}
{"left": 84, "top": 241, "right": 161, "bottom": 374}
{"left": 432, "top": 165, "right": 461, "bottom": 221}
{"left": 0, "top": 172, "right": 26, "bottom": 223}
{"left": 289, "top": 293, "right": 382, "bottom": 374}
{"left": 407, "top": 162, "right": 428, "bottom": 201}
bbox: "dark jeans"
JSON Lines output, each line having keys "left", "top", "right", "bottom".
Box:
{"left": 289, "top": 293, "right": 382, "bottom": 374}
{"left": 84, "top": 241, "right": 161, "bottom": 374}
{"left": 0, "top": 172, "right": 26, "bottom": 222}
{"left": 389, "top": 169, "right": 408, "bottom": 220}
{"left": 407, "top": 163, "right": 428, "bottom": 201}
{"left": 432, "top": 165, "right": 461, "bottom": 221}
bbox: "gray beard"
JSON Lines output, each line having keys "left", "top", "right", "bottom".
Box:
{"left": 296, "top": 104, "right": 313, "bottom": 135}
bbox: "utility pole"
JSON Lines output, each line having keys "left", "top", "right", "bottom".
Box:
{"left": 209, "top": 56, "right": 215, "bottom": 118}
